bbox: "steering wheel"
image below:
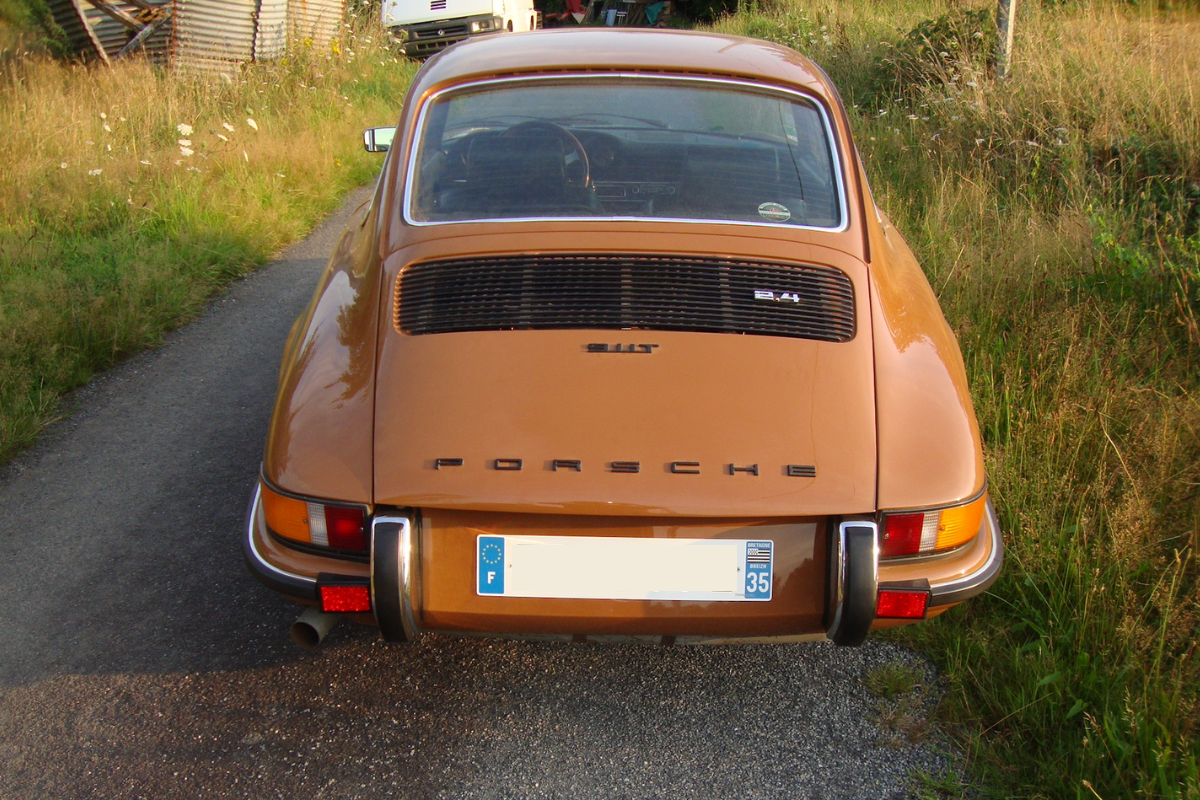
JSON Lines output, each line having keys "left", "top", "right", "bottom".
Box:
{"left": 501, "top": 120, "right": 591, "bottom": 190}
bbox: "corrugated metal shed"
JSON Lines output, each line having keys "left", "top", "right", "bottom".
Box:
{"left": 48, "top": 0, "right": 345, "bottom": 71}
{"left": 253, "top": 0, "right": 289, "bottom": 61}
{"left": 288, "top": 0, "right": 344, "bottom": 49}
{"left": 48, "top": 0, "right": 172, "bottom": 65}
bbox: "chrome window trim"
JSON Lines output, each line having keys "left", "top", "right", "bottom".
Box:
{"left": 402, "top": 73, "right": 851, "bottom": 233}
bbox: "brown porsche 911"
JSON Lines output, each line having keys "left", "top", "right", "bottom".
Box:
{"left": 243, "top": 28, "right": 1002, "bottom": 648}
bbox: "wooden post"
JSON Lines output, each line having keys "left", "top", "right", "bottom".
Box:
{"left": 995, "top": 0, "right": 1017, "bottom": 79}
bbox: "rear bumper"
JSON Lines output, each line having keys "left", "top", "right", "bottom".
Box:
{"left": 243, "top": 487, "right": 1003, "bottom": 642}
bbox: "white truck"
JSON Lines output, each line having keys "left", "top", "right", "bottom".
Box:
{"left": 383, "top": 0, "right": 540, "bottom": 58}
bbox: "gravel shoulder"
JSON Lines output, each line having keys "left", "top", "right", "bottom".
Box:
{"left": 0, "top": 190, "right": 953, "bottom": 800}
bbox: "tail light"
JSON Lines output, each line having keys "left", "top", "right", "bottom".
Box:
{"left": 879, "top": 491, "right": 987, "bottom": 559}
{"left": 261, "top": 482, "right": 369, "bottom": 553}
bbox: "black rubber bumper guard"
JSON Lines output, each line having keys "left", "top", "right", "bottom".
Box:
{"left": 826, "top": 520, "right": 878, "bottom": 646}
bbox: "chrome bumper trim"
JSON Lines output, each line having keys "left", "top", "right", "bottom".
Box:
{"left": 242, "top": 484, "right": 318, "bottom": 601}
{"left": 371, "top": 514, "right": 421, "bottom": 641}
{"left": 928, "top": 497, "right": 1004, "bottom": 606}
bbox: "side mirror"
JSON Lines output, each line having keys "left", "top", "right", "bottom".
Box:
{"left": 363, "top": 126, "right": 396, "bottom": 153}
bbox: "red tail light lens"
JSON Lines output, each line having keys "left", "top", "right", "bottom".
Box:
{"left": 880, "top": 513, "right": 924, "bottom": 558}
{"left": 325, "top": 506, "right": 367, "bottom": 551}
{"left": 876, "top": 588, "right": 929, "bottom": 619}
{"left": 320, "top": 585, "right": 372, "bottom": 613}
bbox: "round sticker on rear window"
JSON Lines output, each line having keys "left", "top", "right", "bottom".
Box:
{"left": 758, "top": 202, "right": 791, "bottom": 222}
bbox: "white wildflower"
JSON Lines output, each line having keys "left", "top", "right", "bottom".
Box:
{"left": 275, "top": 173, "right": 285, "bottom": 178}
{"left": 139, "top": 160, "right": 152, "bottom": 165}
{"left": 86, "top": 140, "right": 95, "bottom": 145}
{"left": 119, "top": 116, "right": 126, "bottom": 122}
{"left": 174, "top": 159, "right": 182, "bottom": 165}
{"left": 177, "top": 123, "right": 193, "bottom": 136}
{"left": 878, "top": 109, "right": 888, "bottom": 116}
{"left": 106, "top": 143, "right": 112, "bottom": 151}
{"left": 222, "top": 122, "right": 235, "bottom": 132}
{"left": 246, "top": 117, "right": 259, "bottom": 131}
{"left": 179, "top": 146, "right": 194, "bottom": 157}
{"left": 975, "top": 138, "right": 985, "bottom": 145}
{"left": 103, "top": 124, "right": 111, "bottom": 132}
{"left": 126, "top": 196, "right": 134, "bottom": 205}
{"left": 217, "top": 133, "right": 228, "bottom": 142}
{"left": 908, "top": 114, "right": 918, "bottom": 120}
{"left": 177, "top": 138, "right": 191, "bottom": 146}
{"left": 88, "top": 168, "right": 103, "bottom": 176}
{"left": 966, "top": 81, "right": 978, "bottom": 87}
{"left": 187, "top": 166, "right": 201, "bottom": 173}
{"left": 59, "top": 162, "right": 68, "bottom": 169}
{"left": 100, "top": 112, "right": 107, "bottom": 119}
{"left": 243, "top": 150, "right": 249, "bottom": 163}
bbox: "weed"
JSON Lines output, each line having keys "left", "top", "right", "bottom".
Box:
{"left": 865, "top": 661, "right": 923, "bottom": 699}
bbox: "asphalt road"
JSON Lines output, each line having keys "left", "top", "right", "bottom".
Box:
{"left": 0, "top": 190, "right": 952, "bottom": 799}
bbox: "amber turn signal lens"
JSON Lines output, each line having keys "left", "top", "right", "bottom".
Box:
{"left": 262, "top": 483, "right": 311, "bottom": 543}
{"left": 935, "top": 497, "right": 987, "bottom": 550}
{"left": 880, "top": 492, "right": 987, "bottom": 559}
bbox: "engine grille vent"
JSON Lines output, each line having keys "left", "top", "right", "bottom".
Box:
{"left": 396, "top": 254, "right": 856, "bottom": 342}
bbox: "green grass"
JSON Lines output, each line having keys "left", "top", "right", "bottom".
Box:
{"left": 713, "top": 0, "right": 1200, "bottom": 796}
{"left": 0, "top": 16, "right": 418, "bottom": 460}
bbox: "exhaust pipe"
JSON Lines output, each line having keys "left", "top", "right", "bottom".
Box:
{"left": 290, "top": 607, "right": 340, "bottom": 649}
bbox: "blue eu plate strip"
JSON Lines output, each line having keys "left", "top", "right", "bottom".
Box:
{"left": 477, "top": 535, "right": 505, "bottom": 595}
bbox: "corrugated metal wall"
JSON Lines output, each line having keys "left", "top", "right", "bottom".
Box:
{"left": 48, "top": 0, "right": 345, "bottom": 70}
{"left": 172, "top": 0, "right": 257, "bottom": 74}
{"left": 288, "top": 0, "right": 344, "bottom": 49}
{"left": 253, "top": 0, "right": 289, "bottom": 61}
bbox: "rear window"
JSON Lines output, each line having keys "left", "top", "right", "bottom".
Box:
{"left": 407, "top": 78, "right": 843, "bottom": 229}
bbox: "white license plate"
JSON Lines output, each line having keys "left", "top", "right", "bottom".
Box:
{"left": 476, "top": 535, "right": 773, "bottom": 601}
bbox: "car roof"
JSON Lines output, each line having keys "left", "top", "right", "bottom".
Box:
{"left": 413, "top": 28, "right": 840, "bottom": 100}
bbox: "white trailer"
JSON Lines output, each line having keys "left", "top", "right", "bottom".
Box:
{"left": 383, "top": 0, "right": 540, "bottom": 58}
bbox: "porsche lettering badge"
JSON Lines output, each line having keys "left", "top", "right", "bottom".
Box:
{"left": 432, "top": 458, "right": 817, "bottom": 476}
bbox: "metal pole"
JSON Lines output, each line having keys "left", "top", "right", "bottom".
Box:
{"left": 995, "top": 0, "right": 1017, "bottom": 79}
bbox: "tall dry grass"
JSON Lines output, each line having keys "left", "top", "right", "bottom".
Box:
{"left": 716, "top": 1, "right": 1200, "bottom": 796}
{"left": 0, "top": 18, "right": 417, "bottom": 459}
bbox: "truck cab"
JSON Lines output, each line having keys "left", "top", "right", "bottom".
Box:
{"left": 383, "top": 0, "right": 540, "bottom": 58}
